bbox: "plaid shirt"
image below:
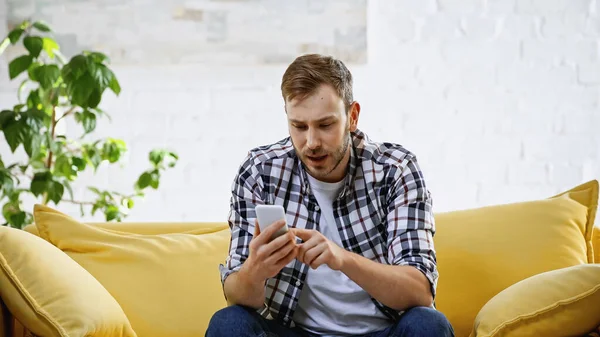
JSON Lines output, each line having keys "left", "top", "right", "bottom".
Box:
{"left": 219, "top": 129, "right": 438, "bottom": 327}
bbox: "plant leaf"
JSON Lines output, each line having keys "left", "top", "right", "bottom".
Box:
{"left": 149, "top": 150, "right": 165, "bottom": 166}
{"left": 62, "top": 180, "right": 74, "bottom": 200}
{"left": 23, "top": 133, "right": 42, "bottom": 158}
{"left": 0, "top": 110, "right": 16, "bottom": 130}
{"left": 68, "top": 55, "right": 88, "bottom": 78}
{"left": 88, "top": 186, "right": 102, "bottom": 195}
{"left": 27, "top": 62, "right": 42, "bottom": 81}
{"left": 32, "top": 21, "right": 51, "bottom": 32}
{"left": 24, "top": 36, "right": 44, "bottom": 57}
{"left": 91, "top": 63, "right": 112, "bottom": 91}
{"left": 75, "top": 110, "right": 97, "bottom": 134}
{"left": 48, "top": 180, "right": 65, "bottom": 204}
{"left": 71, "top": 73, "right": 95, "bottom": 107}
{"left": 3, "top": 119, "right": 28, "bottom": 153}
{"left": 54, "top": 154, "right": 74, "bottom": 178}
{"left": 42, "top": 37, "right": 59, "bottom": 59}
{"left": 136, "top": 172, "right": 151, "bottom": 189}
{"left": 23, "top": 109, "right": 47, "bottom": 132}
{"left": 8, "top": 28, "right": 24, "bottom": 44}
{"left": 150, "top": 170, "right": 160, "bottom": 189}
{"left": 85, "top": 51, "right": 110, "bottom": 64}
{"left": 26, "top": 89, "right": 42, "bottom": 110}
{"left": 30, "top": 171, "right": 51, "bottom": 197}
{"left": 108, "top": 73, "right": 121, "bottom": 95}
{"left": 9, "top": 55, "right": 33, "bottom": 79}
{"left": 0, "top": 170, "right": 15, "bottom": 192}
{"left": 88, "top": 88, "right": 101, "bottom": 108}
{"left": 72, "top": 157, "right": 86, "bottom": 171}
{"left": 34, "top": 64, "right": 60, "bottom": 89}
{"left": 102, "top": 139, "right": 125, "bottom": 163}
{"left": 105, "top": 205, "right": 120, "bottom": 221}
{"left": 11, "top": 211, "right": 27, "bottom": 228}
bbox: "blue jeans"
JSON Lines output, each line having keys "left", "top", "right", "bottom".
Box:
{"left": 205, "top": 305, "right": 455, "bottom": 337}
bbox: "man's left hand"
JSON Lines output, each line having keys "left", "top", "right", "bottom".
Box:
{"left": 291, "top": 228, "right": 348, "bottom": 270}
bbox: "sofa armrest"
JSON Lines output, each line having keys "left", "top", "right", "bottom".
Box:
{"left": 0, "top": 297, "right": 38, "bottom": 337}
{"left": 1, "top": 295, "right": 8, "bottom": 337}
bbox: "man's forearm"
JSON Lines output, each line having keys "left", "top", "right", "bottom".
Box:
{"left": 223, "top": 267, "right": 265, "bottom": 309}
{"left": 341, "top": 251, "right": 433, "bottom": 311}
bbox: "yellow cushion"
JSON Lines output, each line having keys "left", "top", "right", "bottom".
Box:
{"left": 0, "top": 225, "right": 137, "bottom": 337}
{"left": 594, "top": 226, "right": 600, "bottom": 263}
{"left": 23, "top": 221, "right": 228, "bottom": 236}
{"left": 33, "top": 204, "right": 230, "bottom": 337}
{"left": 434, "top": 180, "right": 598, "bottom": 337}
{"left": 470, "top": 264, "right": 600, "bottom": 337}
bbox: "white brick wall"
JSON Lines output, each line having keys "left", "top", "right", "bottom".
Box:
{"left": 1, "top": 0, "right": 599, "bottom": 224}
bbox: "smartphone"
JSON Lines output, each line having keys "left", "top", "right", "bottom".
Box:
{"left": 255, "top": 204, "right": 288, "bottom": 240}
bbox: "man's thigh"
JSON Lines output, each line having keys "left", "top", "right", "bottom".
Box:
{"left": 206, "top": 305, "right": 305, "bottom": 337}
{"left": 377, "top": 306, "right": 454, "bottom": 337}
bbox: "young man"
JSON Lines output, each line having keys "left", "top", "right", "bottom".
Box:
{"left": 206, "top": 54, "right": 454, "bottom": 337}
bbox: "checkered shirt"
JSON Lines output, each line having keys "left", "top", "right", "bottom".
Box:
{"left": 219, "top": 129, "right": 439, "bottom": 327}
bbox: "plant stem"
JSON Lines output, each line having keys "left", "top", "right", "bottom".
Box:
{"left": 62, "top": 199, "right": 94, "bottom": 205}
{"left": 56, "top": 106, "right": 76, "bottom": 124}
{"left": 46, "top": 106, "right": 57, "bottom": 169}
{"left": 42, "top": 105, "right": 58, "bottom": 204}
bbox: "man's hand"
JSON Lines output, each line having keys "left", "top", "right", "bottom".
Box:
{"left": 239, "top": 220, "right": 299, "bottom": 284}
{"left": 291, "top": 228, "right": 348, "bottom": 270}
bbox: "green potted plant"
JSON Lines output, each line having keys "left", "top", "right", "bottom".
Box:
{"left": 0, "top": 20, "right": 178, "bottom": 228}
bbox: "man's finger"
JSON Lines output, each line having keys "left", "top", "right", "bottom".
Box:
{"left": 253, "top": 219, "right": 260, "bottom": 236}
{"left": 310, "top": 251, "right": 328, "bottom": 269}
{"left": 254, "top": 219, "right": 286, "bottom": 245}
{"left": 302, "top": 242, "right": 325, "bottom": 267}
{"left": 297, "top": 237, "right": 320, "bottom": 263}
{"left": 291, "top": 228, "right": 313, "bottom": 241}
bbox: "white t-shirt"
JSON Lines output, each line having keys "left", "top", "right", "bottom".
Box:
{"left": 292, "top": 173, "right": 392, "bottom": 336}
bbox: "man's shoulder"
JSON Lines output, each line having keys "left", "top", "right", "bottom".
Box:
{"left": 354, "top": 130, "right": 418, "bottom": 169}
{"left": 241, "top": 136, "right": 296, "bottom": 169}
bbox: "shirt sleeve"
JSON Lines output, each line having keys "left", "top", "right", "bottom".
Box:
{"left": 219, "top": 152, "right": 265, "bottom": 285}
{"left": 385, "top": 154, "right": 439, "bottom": 299}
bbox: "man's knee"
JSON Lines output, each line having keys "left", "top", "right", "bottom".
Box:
{"left": 206, "top": 305, "right": 261, "bottom": 337}
{"left": 395, "top": 306, "right": 454, "bottom": 337}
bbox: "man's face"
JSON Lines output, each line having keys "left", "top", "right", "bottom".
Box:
{"left": 285, "top": 84, "right": 359, "bottom": 183}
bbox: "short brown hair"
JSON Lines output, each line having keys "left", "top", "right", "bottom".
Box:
{"left": 281, "top": 54, "right": 354, "bottom": 111}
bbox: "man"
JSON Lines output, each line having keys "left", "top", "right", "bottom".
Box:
{"left": 206, "top": 54, "right": 454, "bottom": 337}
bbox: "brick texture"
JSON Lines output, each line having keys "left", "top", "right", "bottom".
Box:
{"left": 0, "top": 0, "right": 599, "bottom": 224}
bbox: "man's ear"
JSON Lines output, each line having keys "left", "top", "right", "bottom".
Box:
{"left": 348, "top": 102, "right": 360, "bottom": 132}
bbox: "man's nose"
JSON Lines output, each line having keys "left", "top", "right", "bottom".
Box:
{"left": 306, "top": 128, "right": 321, "bottom": 150}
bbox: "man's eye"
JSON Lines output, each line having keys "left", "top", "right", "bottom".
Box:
{"left": 294, "top": 125, "right": 307, "bottom": 130}
{"left": 320, "top": 124, "right": 332, "bottom": 128}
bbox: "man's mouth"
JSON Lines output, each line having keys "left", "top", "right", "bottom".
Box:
{"left": 307, "top": 154, "right": 327, "bottom": 163}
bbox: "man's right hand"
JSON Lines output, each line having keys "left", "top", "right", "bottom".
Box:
{"left": 239, "top": 219, "right": 299, "bottom": 284}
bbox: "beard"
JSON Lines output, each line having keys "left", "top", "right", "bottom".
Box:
{"left": 294, "top": 128, "right": 351, "bottom": 181}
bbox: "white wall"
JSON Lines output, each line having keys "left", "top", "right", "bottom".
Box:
{"left": 1, "top": 0, "right": 599, "bottom": 223}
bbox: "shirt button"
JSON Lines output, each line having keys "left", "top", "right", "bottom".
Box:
{"left": 315, "top": 205, "right": 320, "bottom": 211}
{"left": 295, "top": 280, "right": 301, "bottom": 286}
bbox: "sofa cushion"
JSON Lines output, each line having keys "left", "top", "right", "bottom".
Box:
{"left": 33, "top": 204, "right": 230, "bottom": 337}
{"left": 434, "top": 179, "right": 598, "bottom": 337}
{"left": 469, "top": 264, "right": 600, "bottom": 337}
{"left": 594, "top": 225, "right": 600, "bottom": 263}
{"left": 0, "top": 225, "right": 137, "bottom": 337}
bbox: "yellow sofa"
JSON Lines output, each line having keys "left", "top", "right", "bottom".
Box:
{"left": 1, "top": 179, "right": 599, "bottom": 337}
